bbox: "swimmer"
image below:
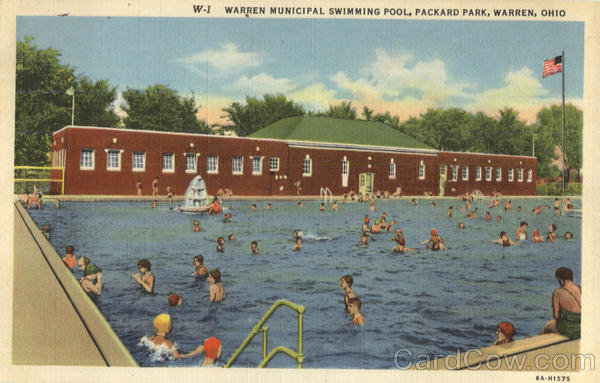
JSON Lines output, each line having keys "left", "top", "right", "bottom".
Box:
{"left": 564, "top": 232, "right": 574, "bottom": 240}
{"left": 458, "top": 222, "right": 466, "bottom": 230}
{"left": 496, "top": 216, "right": 502, "bottom": 223}
{"left": 228, "top": 233, "right": 235, "bottom": 241}
{"left": 208, "top": 198, "right": 222, "bottom": 215}
{"left": 461, "top": 204, "right": 466, "bottom": 212}
{"left": 78, "top": 257, "right": 102, "bottom": 296}
{"left": 320, "top": 202, "right": 326, "bottom": 212}
{"left": 517, "top": 206, "right": 522, "bottom": 212}
{"left": 386, "top": 220, "right": 396, "bottom": 232}
{"left": 293, "top": 237, "right": 302, "bottom": 251}
{"left": 466, "top": 210, "right": 478, "bottom": 219}
{"left": 63, "top": 245, "right": 77, "bottom": 269}
{"left": 166, "top": 185, "right": 174, "bottom": 204}
{"left": 392, "top": 230, "right": 416, "bottom": 253}
{"left": 193, "top": 255, "right": 208, "bottom": 277}
{"left": 136, "top": 180, "right": 142, "bottom": 196}
{"left": 370, "top": 219, "right": 383, "bottom": 234}
{"left": 132, "top": 258, "right": 155, "bottom": 293}
{"left": 297, "top": 201, "right": 304, "bottom": 208}
{"left": 223, "top": 213, "right": 232, "bottom": 223}
{"left": 192, "top": 220, "right": 204, "bottom": 232}
{"left": 251, "top": 240, "right": 259, "bottom": 254}
{"left": 357, "top": 233, "right": 370, "bottom": 247}
{"left": 202, "top": 337, "right": 223, "bottom": 366}
{"left": 504, "top": 200, "right": 512, "bottom": 211}
{"left": 411, "top": 198, "right": 417, "bottom": 206}
{"left": 421, "top": 229, "right": 445, "bottom": 251}
{"left": 430, "top": 201, "right": 436, "bottom": 207}
{"left": 347, "top": 297, "right": 364, "bottom": 326}
{"left": 484, "top": 211, "right": 492, "bottom": 221}
{"left": 488, "top": 200, "right": 495, "bottom": 209}
{"left": 150, "top": 200, "right": 158, "bottom": 208}
{"left": 516, "top": 221, "right": 528, "bottom": 241}
{"left": 361, "top": 217, "right": 376, "bottom": 240}
{"left": 208, "top": 269, "right": 226, "bottom": 303}
{"left": 533, "top": 205, "right": 542, "bottom": 215}
{"left": 494, "top": 321, "right": 515, "bottom": 345}
{"left": 547, "top": 224, "right": 557, "bottom": 242}
{"left": 532, "top": 230, "right": 544, "bottom": 243}
{"left": 152, "top": 177, "right": 159, "bottom": 197}
{"left": 447, "top": 207, "right": 453, "bottom": 217}
{"left": 332, "top": 200, "right": 339, "bottom": 211}
{"left": 168, "top": 293, "right": 183, "bottom": 307}
{"left": 216, "top": 237, "right": 225, "bottom": 253}
{"left": 148, "top": 314, "right": 204, "bottom": 359}
{"left": 554, "top": 198, "right": 562, "bottom": 216}
{"left": 368, "top": 200, "right": 376, "bottom": 211}
{"left": 339, "top": 275, "right": 357, "bottom": 309}
{"left": 492, "top": 231, "right": 521, "bottom": 247}
{"left": 292, "top": 230, "right": 304, "bottom": 240}
{"left": 42, "top": 224, "right": 51, "bottom": 240}
{"left": 265, "top": 203, "right": 272, "bottom": 210}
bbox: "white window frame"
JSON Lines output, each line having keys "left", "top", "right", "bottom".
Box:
{"left": 527, "top": 169, "right": 533, "bottom": 183}
{"left": 105, "top": 149, "right": 122, "bottom": 171}
{"left": 207, "top": 155, "right": 218, "bottom": 174}
{"left": 269, "top": 157, "right": 280, "bottom": 172}
{"left": 162, "top": 153, "right": 175, "bottom": 173}
{"left": 496, "top": 167, "right": 502, "bottom": 182}
{"left": 232, "top": 156, "right": 244, "bottom": 175}
{"left": 451, "top": 165, "right": 458, "bottom": 182}
{"left": 185, "top": 153, "right": 198, "bottom": 174}
{"left": 508, "top": 168, "right": 514, "bottom": 182}
{"left": 342, "top": 159, "right": 350, "bottom": 175}
{"left": 388, "top": 159, "right": 396, "bottom": 179}
{"left": 251, "top": 156, "right": 263, "bottom": 176}
{"left": 518, "top": 168, "right": 524, "bottom": 182}
{"left": 485, "top": 166, "right": 492, "bottom": 181}
{"left": 80, "top": 148, "right": 95, "bottom": 171}
{"left": 462, "top": 165, "right": 469, "bottom": 181}
{"left": 475, "top": 166, "right": 482, "bottom": 181}
{"left": 303, "top": 155, "right": 312, "bottom": 177}
{"left": 132, "top": 152, "right": 146, "bottom": 172}
{"left": 418, "top": 160, "right": 425, "bottom": 180}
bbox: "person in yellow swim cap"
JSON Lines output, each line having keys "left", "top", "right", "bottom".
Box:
{"left": 149, "top": 314, "right": 204, "bottom": 359}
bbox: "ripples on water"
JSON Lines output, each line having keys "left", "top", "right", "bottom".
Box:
{"left": 29, "top": 198, "right": 581, "bottom": 368}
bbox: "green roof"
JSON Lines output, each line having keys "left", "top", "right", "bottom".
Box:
{"left": 249, "top": 116, "right": 434, "bottom": 150}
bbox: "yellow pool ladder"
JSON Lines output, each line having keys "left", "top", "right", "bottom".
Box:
{"left": 225, "top": 299, "right": 306, "bottom": 368}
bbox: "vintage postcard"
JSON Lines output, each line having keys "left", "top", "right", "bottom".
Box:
{"left": 1, "top": 0, "right": 599, "bottom": 382}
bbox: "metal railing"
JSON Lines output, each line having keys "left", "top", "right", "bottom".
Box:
{"left": 320, "top": 187, "right": 332, "bottom": 203}
{"left": 14, "top": 166, "right": 65, "bottom": 195}
{"left": 225, "top": 299, "right": 306, "bottom": 368}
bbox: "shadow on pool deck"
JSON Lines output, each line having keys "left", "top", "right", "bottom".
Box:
{"left": 12, "top": 202, "right": 136, "bottom": 366}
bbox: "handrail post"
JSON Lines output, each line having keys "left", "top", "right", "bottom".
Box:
{"left": 297, "top": 308, "right": 304, "bottom": 368}
{"left": 261, "top": 326, "right": 269, "bottom": 361}
{"left": 61, "top": 167, "right": 65, "bottom": 195}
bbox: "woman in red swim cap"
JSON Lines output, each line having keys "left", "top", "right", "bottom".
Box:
{"left": 494, "top": 321, "right": 515, "bottom": 345}
{"left": 202, "top": 337, "right": 222, "bottom": 366}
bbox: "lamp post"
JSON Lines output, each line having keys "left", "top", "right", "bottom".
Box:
{"left": 65, "top": 86, "right": 75, "bottom": 125}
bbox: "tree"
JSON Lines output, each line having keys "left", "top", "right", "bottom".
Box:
{"left": 121, "top": 85, "right": 210, "bottom": 133}
{"left": 15, "top": 36, "right": 120, "bottom": 165}
{"left": 320, "top": 101, "right": 357, "bottom": 120}
{"left": 361, "top": 106, "right": 373, "bottom": 121}
{"left": 222, "top": 94, "right": 305, "bottom": 136}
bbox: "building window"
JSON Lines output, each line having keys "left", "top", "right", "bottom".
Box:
{"left": 106, "top": 149, "right": 122, "bottom": 171}
{"left": 485, "top": 167, "right": 492, "bottom": 181}
{"left": 496, "top": 167, "right": 502, "bottom": 182}
{"left": 527, "top": 169, "right": 533, "bottom": 182}
{"left": 132, "top": 152, "right": 145, "bottom": 172}
{"left": 518, "top": 168, "right": 524, "bottom": 182}
{"left": 207, "top": 155, "right": 218, "bottom": 174}
{"left": 508, "top": 168, "right": 514, "bottom": 182}
{"left": 80, "top": 149, "right": 94, "bottom": 170}
{"left": 440, "top": 165, "right": 446, "bottom": 176}
{"left": 451, "top": 165, "right": 458, "bottom": 181}
{"left": 388, "top": 160, "right": 395, "bottom": 179}
{"left": 232, "top": 156, "right": 243, "bottom": 175}
{"left": 462, "top": 166, "right": 469, "bottom": 181}
{"left": 162, "top": 153, "right": 174, "bottom": 173}
{"left": 185, "top": 153, "right": 197, "bottom": 173}
{"left": 252, "top": 156, "right": 262, "bottom": 175}
{"left": 269, "top": 157, "right": 280, "bottom": 171}
{"left": 418, "top": 160, "right": 425, "bottom": 180}
{"left": 475, "top": 166, "right": 482, "bottom": 181}
{"left": 303, "top": 155, "right": 312, "bottom": 177}
{"left": 342, "top": 159, "right": 350, "bottom": 176}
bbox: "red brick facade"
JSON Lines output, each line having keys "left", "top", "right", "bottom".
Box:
{"left": 50, "top": 126, "right": 537, "bottom": 197}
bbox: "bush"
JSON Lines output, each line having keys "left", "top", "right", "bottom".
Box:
{"left": 536, "top": 182, "right": 581, "bottom": 196}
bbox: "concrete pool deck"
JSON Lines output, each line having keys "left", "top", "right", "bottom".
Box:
{"left": 12, "top": 202, "right": 136, "bottom": 366}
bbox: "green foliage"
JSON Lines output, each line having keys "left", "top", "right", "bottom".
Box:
{"left": 222, "top": 94, "right": 305, "bottom": 136}
{"left": 319, "top": 101, "right": 357, "bottom": 120}
{"left": 536, "top": 182, "right": 581, "bottom": 196}
{"left": 15, "top": 36, "right": 120, "bottom": 165}
{"left": 361, "top": 106, "right": 373, "bottom": 121}
{"left": 121, "top": 85, "right": 210, "bottom": 133}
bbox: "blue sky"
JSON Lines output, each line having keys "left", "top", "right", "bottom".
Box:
{"left": 17, "top": 17, "right": 584, "bottom": 125}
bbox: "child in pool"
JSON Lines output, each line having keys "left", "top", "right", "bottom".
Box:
{"left": 532, "top": 230, "right": 544, "bottom": 243}
{"left": 223, "top": 213, "right": 232, "bottom": 223}
{"left": 458, "top": 222, "right": 466, "bottom": 230}
{"left": 484, "top": 211, "right": 492, "bottom": 221}
{"left": 216, "top": 237, "right": 225, "bottom": 252}
{"left": 228, "top": 233, "right": 235, "bottom": 241}
{"left": 132, "top": 258, "right": 155, "bottom": 293}
{"left": 266, "top": 203, "right": 272, "bottom": 210}
{"left": 492, "top": 231, "right": 521, "bottom": 247}
{"left": 421, "top": 229, "right": 445, "bottom": 251}
{"left": 368, "top": 200, "right": 376, "bottom": 211}
{"left": 533, "top": 205, "right": 542, "bottom": 215}
{"left": 332, "top": 200, "right": 339, "bottom": 211}
{"left": 547, "top": 224, "right": 558, "bottom": 242}
{"left": 564, "top": 232, "right": 574, "bottom": 240}
{"left": 251, "top": 241, "right": 259, "bottom": 254}
{"left": 504, "top": 200, "right": 512, "bottom": 211}
{"left": 78, "top": 257, "right": 102, "bottom": 296}
{"left": 320, "top": 202, "right": 326, "bottom": 212}
{"left": 150, "top": 200, "right": 158, "bottom": 208}
{"left": 339, "top": 275, "right": 357, "bottom": 309}
{"left": 516, "top": 221, "right": 528, "bottom": 241}
{"left": 192, "top": 220, "right": 204, "bottom": 232}
{"left": 63, "top": 245, "right": 77, "bottom": 269}
{"left": 347, "top": 297, "right": 364, "bottom": 326}
{"left": 293, "top": 237, "right": 302, "bottom": 251}
{"left": 208, "top": 269, "right": 226, "bottom": 303}
{"left": 202, "top": 337, "right": 223, "bottom": 366}
{"left": 148, "top": 314, "right": 204, "bottom": 359}
{"left": 193, "top": 255, "right": 208, "bottom": 277}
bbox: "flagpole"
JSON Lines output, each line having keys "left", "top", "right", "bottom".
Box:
{"left": 561, "top": 50, "right": 566, "bottom": 198}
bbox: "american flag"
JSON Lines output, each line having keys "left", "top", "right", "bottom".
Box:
{"left": 543, "top": 56, "right": 563, "bottom": 78}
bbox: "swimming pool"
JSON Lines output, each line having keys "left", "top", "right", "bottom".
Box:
{"left": 27, "top": 198, "right": 581, "bottom": 368}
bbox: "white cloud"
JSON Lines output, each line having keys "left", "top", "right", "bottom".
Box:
{"left": 224, "top": 73, "right": 297, "bottom": 95}
{"left": 175, "top": 43, "right": 263, "bottom": 75}
{"left": 288, "top": 83, "right": 341, "bottom": 112}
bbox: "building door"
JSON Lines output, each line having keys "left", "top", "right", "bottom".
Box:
{"left": 358, "top": 173, "right": 374, "bottom": 195}
{"left": 439, "top": 165, "right": 447, "bottom": 196}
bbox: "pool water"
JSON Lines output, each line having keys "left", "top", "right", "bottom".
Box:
{"left": 28, "top": 198, "right": 581, "bottom": 368}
